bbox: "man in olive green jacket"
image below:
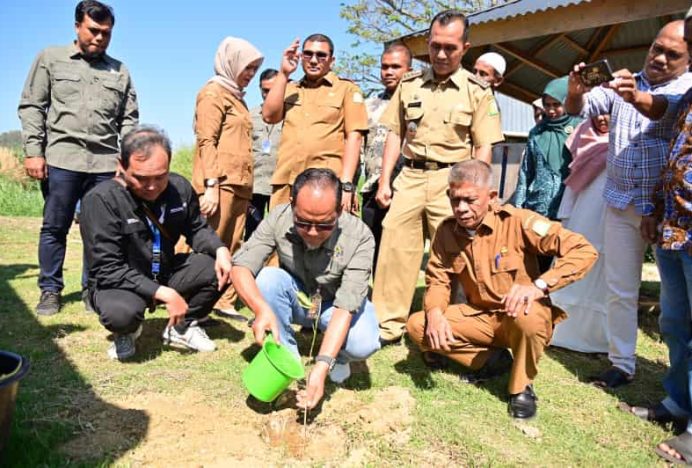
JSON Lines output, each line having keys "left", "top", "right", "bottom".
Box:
{"left": 18, "top": 0, "right": 138, "bottom": 316}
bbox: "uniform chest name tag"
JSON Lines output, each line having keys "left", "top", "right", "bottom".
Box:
{"left": 261, "top": 138, "right": 272, "bottom": 155}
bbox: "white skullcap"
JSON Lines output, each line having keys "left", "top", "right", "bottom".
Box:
{"left": 532, "top": 98, "right": 544, "bottom": 110}
{"left": 476, "top": 52, "right": 507, "bottom": 76}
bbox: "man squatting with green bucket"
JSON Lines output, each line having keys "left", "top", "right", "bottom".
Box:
{"left": 232, "top": 168, "right": 381, "bottom": 409}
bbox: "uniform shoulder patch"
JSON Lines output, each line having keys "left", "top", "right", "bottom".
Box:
{"left": 467, "top": 72, "right": 490, "bottom": 89}
{"left": 401, "top": 70, "right": 423, "bottom": 81}
{"left": 522, "top": 214, "right": 554, "bottom": 237}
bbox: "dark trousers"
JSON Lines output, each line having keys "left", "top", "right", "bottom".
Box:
{"left": 361, "top": 190, "right": 389, "bottom": 275}
{"left": 93, "top": 253, "right": 225, "bottom": 334}
{"left": 39, "top": 165, "right": 113, "bottom": 292}
{"left": 245, "top": 193, "right": 270, "bottom": 241}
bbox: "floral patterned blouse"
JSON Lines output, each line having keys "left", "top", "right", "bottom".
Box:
{"left": 655, "top": 88, "right": 692, "bottom": 252}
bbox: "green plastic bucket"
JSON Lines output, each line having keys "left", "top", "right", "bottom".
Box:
{"left": 243, "top": 335, "right": 304, "bottom": 402}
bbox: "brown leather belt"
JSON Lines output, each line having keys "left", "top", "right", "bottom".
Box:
{"left": 403, "top": 158, "right": 455, "bottom": 171}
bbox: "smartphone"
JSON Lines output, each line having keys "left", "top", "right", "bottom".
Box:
{"left": 579, "top": 59, "right": 614, "bottom": 87}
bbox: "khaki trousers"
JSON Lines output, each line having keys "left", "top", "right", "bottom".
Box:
{"left": 406, "top": 303, "right": 554, "bottom": 394}
{"left": 269, "top": 184, "right": 291, "bottom": 210}
{"left": 205, "top": 187, "right": 248, "bottom": 310}
{"left": 373, "top": 167, "right": 453, "bottom": 341}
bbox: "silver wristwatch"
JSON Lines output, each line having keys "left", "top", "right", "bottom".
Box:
{"left": 205, "top": 178, "right": 219, "bottom": 188}
{"left": 315, "top": 354, "right": 336, "bottom": 371}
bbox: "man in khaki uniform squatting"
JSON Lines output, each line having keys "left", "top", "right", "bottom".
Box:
{"left": 374, "top": 10, "right": 504, "bottom": 345}
{"left": 262, "top": 33, "right": 368, "bottom": 213}
{"left": 407, "top": 160, "right": 598, "bottom": 419}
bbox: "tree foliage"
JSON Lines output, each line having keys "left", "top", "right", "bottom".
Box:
{"left": 337, "top": 0, "right": 505, "bottom": 93}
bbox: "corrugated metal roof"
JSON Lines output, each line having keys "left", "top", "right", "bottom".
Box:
{"left": 468, "top": 0, "right": 592, "bottom": 25}
{"left": 495, "top": 92, "right": 534, "bottom": 137}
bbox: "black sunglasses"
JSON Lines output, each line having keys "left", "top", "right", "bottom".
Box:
{"left": 293, "top": 216, "right": 337, "bottom": 232}
{"left": 302, "top": 50, "right": 330, "bottom": 62}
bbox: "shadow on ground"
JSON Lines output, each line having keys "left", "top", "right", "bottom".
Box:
{"left": 0, "top": 264, "right": 149, "bottom": 465}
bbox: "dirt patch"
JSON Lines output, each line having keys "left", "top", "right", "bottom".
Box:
{"left": 320, "top": 385, "right": 415, "bottom": 448}
{"left": 59, "top": 386, "right": 417, "bottom": 465}
{"left": 62, "top": 387, "right": 415, "bottom": 467}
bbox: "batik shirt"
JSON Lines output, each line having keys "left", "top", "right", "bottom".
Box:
{"left": 361, "top": 91, "right": 392, "bottom": 193}
{"left": 655, "top": 88, "right": 692, "bottom": 252}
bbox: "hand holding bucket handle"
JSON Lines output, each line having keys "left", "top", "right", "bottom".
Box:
{"left": 252, "top": 307, "right": 281, "bottom": 346}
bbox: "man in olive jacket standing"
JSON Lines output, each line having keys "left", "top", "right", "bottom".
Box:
{"left": 18, "top": 0, "right": 139, "bottom": 316}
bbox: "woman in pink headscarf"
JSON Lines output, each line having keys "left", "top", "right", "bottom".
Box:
{"left": 551, "top": 113, "right": 610, "bottom": 353}
{"left": 192, "top": 37, "right": 263, "bottom": 317}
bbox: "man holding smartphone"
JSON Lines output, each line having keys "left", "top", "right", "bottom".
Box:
{"left": 566, "top": 20, "right": 692, "bottom": 389}
{"left": 262, "top": 34, "right": 368, "bottom": 213}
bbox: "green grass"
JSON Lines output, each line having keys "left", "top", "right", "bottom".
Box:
{"left": 0, "top": 216, "right": 672, "bottom": 466}
{"left": 0, "top": 175, "right": 43, "bottom": 217}
{"left": 170, "top": 145, "right": 194, "bottom": 181}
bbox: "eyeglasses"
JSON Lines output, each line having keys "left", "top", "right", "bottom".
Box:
{"left": 302, "top": 50, "right": 330, "bottom": 62}
{"left": 293, "top": 217, "right": 337, "bottom": 232}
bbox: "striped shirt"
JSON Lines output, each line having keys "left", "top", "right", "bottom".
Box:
{"left": 584, "top": 72, "right": 692, "bottom": 215}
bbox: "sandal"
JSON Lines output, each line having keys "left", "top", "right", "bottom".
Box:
{"left": 655, "top": 432, "right": 692, "bottom": 465}
{"left": 590, "top": 366, "right": 633, "bottom": 389}
{"left": 618, "top": 402, "right": 687, "bottom": 431}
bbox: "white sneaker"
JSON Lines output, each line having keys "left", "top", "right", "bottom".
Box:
{"left": 329, "top": 361, "right": 351, "bottom": 383}
{"left": 107, "top": 325, "right": 142, "bottom": 361}
{"left": 163, "top": 323, "right": 216, "bottom": 352}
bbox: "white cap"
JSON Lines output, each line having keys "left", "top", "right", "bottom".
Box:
{"left": 532, "top": 98, "right": 543, "bottom": 110}
{"left": 476, "top": 52, "right": 507, "bottom": 76}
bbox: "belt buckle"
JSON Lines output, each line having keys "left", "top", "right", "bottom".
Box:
{"left": 424, "top": 161, "right": 438, "bottom": 171}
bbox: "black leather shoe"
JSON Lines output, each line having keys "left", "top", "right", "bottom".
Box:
{"left": 509, "top": 384, "right": 537, "bottom": 419}
{"left": 82, "top": 289, "right": 94, "bottom": 313}
{"left": 36, "top": 291, "right": 61, "bottom": 316}
{"left": 421, "top": 351, "right": 449, "bottom": 370}
{"left": 459, "top": 348, "right": 513, "bottom": 384}
{"left": 379, "top": 335, "right": 403, "bottom": 348}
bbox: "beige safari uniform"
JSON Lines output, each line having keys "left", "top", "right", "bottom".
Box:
{"left": 407, "top": 204, "right": 598, "bottom": 394}
{"left": 191, "top": 81, "right": 254, "bottom": 309}
{"left": 373, "top": 67, "right": 504, "bottom": 341}
{"left": 269, "top": 72, "right": 368, "bottom": 207}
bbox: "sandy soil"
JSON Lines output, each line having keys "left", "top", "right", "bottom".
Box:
{"left": 59, "top": 386, "right": 416, "bottom": 466}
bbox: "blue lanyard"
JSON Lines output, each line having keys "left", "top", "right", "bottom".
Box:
{"left": 145, "top": 204, "right": 165, "bottom": 280}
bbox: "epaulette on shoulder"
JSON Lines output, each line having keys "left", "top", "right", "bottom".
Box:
{"left": 401, "top": 69, "right": 423, "bottom": 81}
{"left": 467, "top": 71, "right": 490, "bottom": 89}
{"left": 497, "top": 203, "right": 517, "bottom": 216}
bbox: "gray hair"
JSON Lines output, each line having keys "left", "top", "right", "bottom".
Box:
{"left": 120, "top": 125, "right": 172, "bottom": 169}
{"left": 448, "top": 160, "right": 493, "bottom": 188}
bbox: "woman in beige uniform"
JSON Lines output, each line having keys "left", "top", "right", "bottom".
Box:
{"left": 192, "top": 36, "right": 263, "bottom": 316}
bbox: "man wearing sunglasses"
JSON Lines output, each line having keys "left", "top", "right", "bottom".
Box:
{"left": 262, "top": 34, "right": 368, "bottom": 214}
{"left": 232, "top": 168, "right": 380, "bottom": 410}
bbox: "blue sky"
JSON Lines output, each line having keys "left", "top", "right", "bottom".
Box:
{"left": 0, "top": 0, "right": 376, "bottom": 147}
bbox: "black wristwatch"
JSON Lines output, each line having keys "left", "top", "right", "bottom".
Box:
{"left": 315, "top": 354, "right": 336, "bottom": 371}
{"left": 341, "top": 181, "right": 354, "bottom": 193}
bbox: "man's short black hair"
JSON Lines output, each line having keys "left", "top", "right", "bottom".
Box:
{"left": 430, "top": 9, "right": 469, "bottom": 42}
{"left": 291, "top": 168, "right": 342, "bottom": 210}
{"left": 120, "top": 126, "right": 171, "bottom": 169}
{"left": 259, "top": 68, "right": 279, "bottom": 82}
{"left": 304, "top": 33, "right": 335, "bottom": 56}
{"left": 383, "top": 42, "right": 413, "bottom": 67}
{"left": 75, "top": 0, "right": 115, "bottom": 26}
